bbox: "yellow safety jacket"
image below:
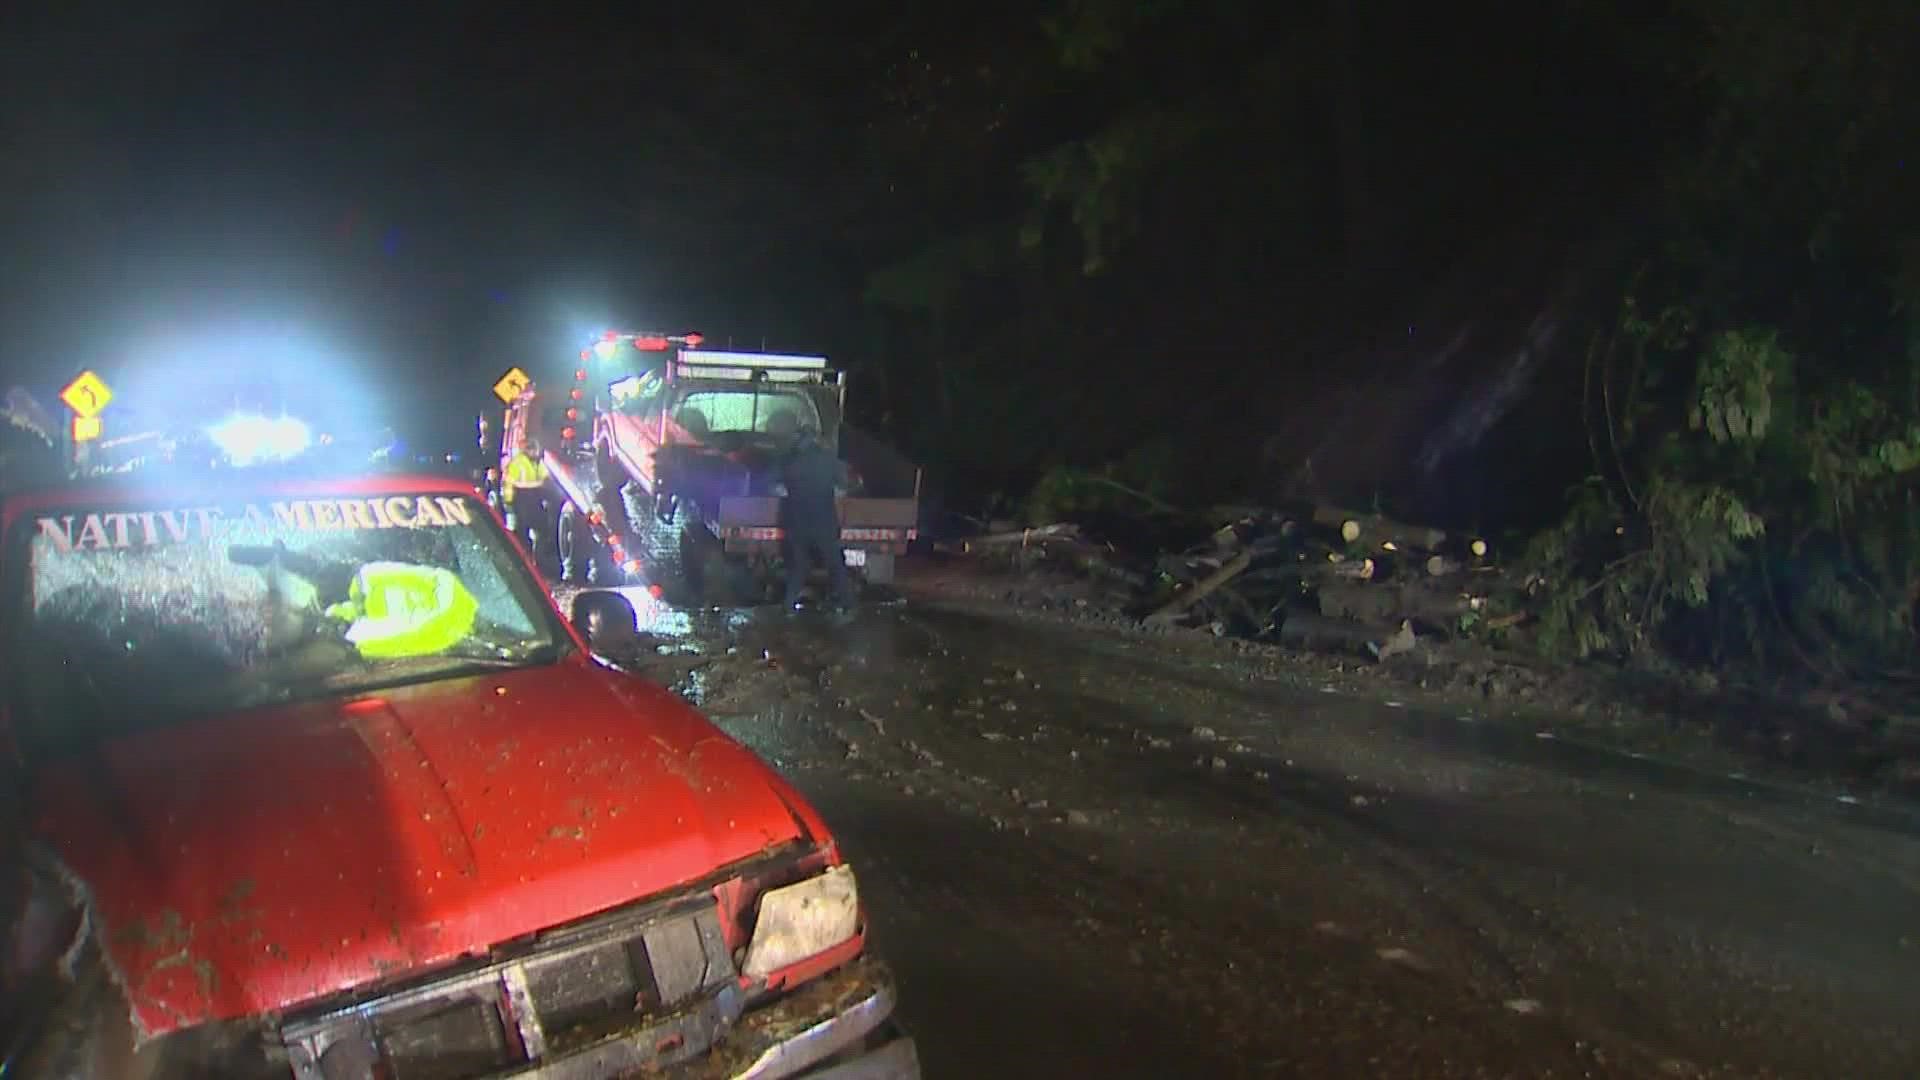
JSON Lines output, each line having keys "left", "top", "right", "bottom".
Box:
{"left": 325, "top": 561, "right": 480, "bottom": 660}
{"left": 502, "top": 450, "right": 548, "bottom": 505}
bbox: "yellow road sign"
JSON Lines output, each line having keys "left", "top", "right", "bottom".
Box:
{"left": 492, "top": 366, "right": 533, "bottom": 404}
{"left": 60, "top": 370, "right": 114, "bottom": 419}
{"left": 72, "top": 415, "right": 102, "bottom": 442}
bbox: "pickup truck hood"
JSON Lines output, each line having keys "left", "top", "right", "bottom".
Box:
{"left": 29, "top": 659, "right": 808, "bottom": 1038}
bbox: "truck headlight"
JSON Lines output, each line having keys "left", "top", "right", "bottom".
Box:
{"left": 740, "top": 864, "right": 860, "bottom": 979}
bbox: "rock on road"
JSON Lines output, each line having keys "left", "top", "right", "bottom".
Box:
{"left": 564, "top": 580, "right": 1920, "bottom": 1079}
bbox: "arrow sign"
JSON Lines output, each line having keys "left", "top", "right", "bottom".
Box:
{"left": 60, "top": 370, "right": 114, "bottom": 419}
{"left": 492, "top": 366, "right": 532, "bottom": 404}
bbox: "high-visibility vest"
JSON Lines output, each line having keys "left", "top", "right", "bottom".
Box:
{"left": 325, "top": 562, "right": 480, "bottom": 659}
{"left": 502, "top": 451, "right": 548, "bottom": 504}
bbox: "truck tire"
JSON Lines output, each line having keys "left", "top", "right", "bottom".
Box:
{"left": 559, "top": 506, "right": 615, "bottom": 586}
{"left": 628, "top": 495, "right": 691, "bottom": 599}
{"left": 571, "top": 589, "right": 638, "bottom": 644}
{"left": 587, "top": 459, "right": 679, "bottom": 595}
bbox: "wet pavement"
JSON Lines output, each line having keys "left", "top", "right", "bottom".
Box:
{"left": 562, "top": 581, "right": 1920, "bottom": 1079}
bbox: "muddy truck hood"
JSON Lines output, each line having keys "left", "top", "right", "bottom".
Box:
{"left": 27, "top": 659, "right": 808, "bottom": 1038}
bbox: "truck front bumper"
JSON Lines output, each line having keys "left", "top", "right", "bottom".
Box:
{"left": 515, "top": 957, "right": 918, "bottom": 1080}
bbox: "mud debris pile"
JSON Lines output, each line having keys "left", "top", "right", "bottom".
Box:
{"left": 938, "top": 504, "right": 1521, "bottom": 663}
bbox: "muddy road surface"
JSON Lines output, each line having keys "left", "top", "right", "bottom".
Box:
{"left": 565, "top": 582, "right": 1920, "bottom": 1079}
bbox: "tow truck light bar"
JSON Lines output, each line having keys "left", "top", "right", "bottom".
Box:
{"left": 675, "top": 351, "right": 826, "bottom": 371}
{"left": 590, "top": 331, "right": 706, "bottom": 361}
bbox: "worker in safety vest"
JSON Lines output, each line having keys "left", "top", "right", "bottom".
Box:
{"left": 502, "top": 434, "right": 558, "bottom": 576}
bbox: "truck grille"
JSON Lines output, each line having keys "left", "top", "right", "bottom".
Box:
{"left": 282, "top": 901, "right": 736, "bottom": 1080}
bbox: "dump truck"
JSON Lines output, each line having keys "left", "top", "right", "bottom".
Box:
{"left": 487, "top": 332, "right": 920, "bottom": 603}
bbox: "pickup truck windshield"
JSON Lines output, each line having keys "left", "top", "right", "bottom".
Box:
{"left": 671, "top": 387, "right": 821, "bottom": 439}
{"left": 9, "top": 491, "right": 565, "bottom": 740}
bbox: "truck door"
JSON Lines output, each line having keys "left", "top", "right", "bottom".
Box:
{"left": 599, "top": 366, "right": 680, "bottom": 496}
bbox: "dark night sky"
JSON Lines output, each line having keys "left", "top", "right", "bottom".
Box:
{"left": 0, "top": 0, "right": 1662, "bottom": 475}
{"left": 0, "top": 2, "right": 911, "bottom": 448}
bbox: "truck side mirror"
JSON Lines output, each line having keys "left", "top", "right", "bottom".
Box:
{"left": 570, "top": 591, "right": 638, "bottom": 653}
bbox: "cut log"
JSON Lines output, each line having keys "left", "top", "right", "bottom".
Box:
{"left": 1437, "top": 535, "right": 1492, "bottom": 562}
{"left": 1369, "top": 620, "right": 1419, "bottom": 661}
{"left": 1310, "top": 505, "right": 1448, "bottom": 551}
{"left": 1197, "top": 584, "right": 1263, "bottom": 630}
{"left": 1057, "top": 544, "right": 1146, "bottom": 588}
{"left": 1317, "top": 581, "right": 1475, "bottom": 626}
{"left": 1147, "top": 549, "right": 1254, "bottom": 623}
{"left": 960, "top": 523, "right": 1080, "bottom": 551}
{"left": 1156, "top": 554, "right": 1208, "bottom": 582}
{"left": 1276, "top": 610, "right": 1387, "bottom": 656}
{"left": 1304, "top": 555, "right": 1376, "bottom": 582}
{"left": 1083, "top": 475, "right": 1183, "bottom": 515}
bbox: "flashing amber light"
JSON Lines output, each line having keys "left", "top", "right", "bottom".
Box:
{"left": 569, "top": 387, "right": 583, "bottom": 400}
{"left": 560, "top": 426, "right": 576, "bottom": 441}
{"left": 633, "top": 335, "right": 669, "bottom": 351}
{"left": 565, "top": 407, "right": 579, "bottom": 421}
{"left": 588, "top": 510, "right": 603, "bottom": 526}
{"left": 683, "top": 332, "right": 704, "bottom": 347}
{"left": 574, "top": 368, "right": 587, "bottom": 381}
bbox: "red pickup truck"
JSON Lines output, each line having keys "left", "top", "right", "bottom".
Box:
{"left": 0, "top": 470, "right": 916, "bottom": 1079}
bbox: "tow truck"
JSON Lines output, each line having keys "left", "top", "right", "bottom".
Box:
{"left": 485, "top": 333, "right": 921, "bottom": 604}
{"left": 0, "top": 455, "right": 918, "bottom": 1077}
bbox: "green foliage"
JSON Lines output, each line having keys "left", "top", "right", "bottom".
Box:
{"left": 1020, "top": 109, "right": 1211, "bottom": 275}
{"left": 1523, "top": 0, "right": 1920, "bottom": 676}
{"left": 1039, "top": 0, "right": 1194, "bottom": 73}
{"left": 1530, "top": 297, "right": 1920, "bottom": 671}
{"left": 1024, "top": 438, "right": 1182, "bottom": 523}
{"left": 1530, "top": 469, "right": 1765, "bottom": 662}
{"left": 1689, "top": 328, "right": 1783, "bottom": 445}
{"left": 863, "top": 227, "right": 1012, "bottom": 317}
